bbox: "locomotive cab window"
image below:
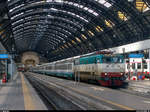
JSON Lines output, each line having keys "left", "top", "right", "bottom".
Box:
{"left": 112, "top": 57, "right": 123, "bottom": 63}
{"left": 102, "top": 57, "right": 111, "bottom": 63}
{"left": 102, "top": 56, "right": 124, "bottom": 63}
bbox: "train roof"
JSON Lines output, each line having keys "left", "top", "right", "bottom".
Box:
{"left": 79, "top": 54, "right": 123, "bottom": 59}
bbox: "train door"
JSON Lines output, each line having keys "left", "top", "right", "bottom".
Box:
{"left": 131, "top": 59, "right": 136, "bottom": 76}
{"left": 128, "top": 58, "right": 138, "bottom": 80}
{"left": 125, "top": 59, "right": 131, "bottom": 79}
{"left": 137, "top": 58, "right": 143, "bottom": 73}
{"left": 74, "top": 59, "right": 80, "bottom": 82}
{"left": 125, "top": 59, "right": 130, "bottom": 73}
{"left": 146, "top": 59, "right": 150, "bottom": 74}
{"left": 143, "top": 59, "right": 148, "bottom": 73}
{"left": 96, "top": 57, "right": 102, "bottom": 80}
{"left": 144, "top": 59, "right": 149, "bottom": 79}
{"left": 92, "top": 57, "right": 98, "bottom": 81}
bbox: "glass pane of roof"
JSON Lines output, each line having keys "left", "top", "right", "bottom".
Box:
{"left": 47, "top": 0, "right": 62, "bottom": 2}
{"left": 95, "top": 0, "right": 112, "bottom": 8}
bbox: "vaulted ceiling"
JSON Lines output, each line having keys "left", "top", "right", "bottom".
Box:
{"left": 0, "top": 0, "right": 150, "bottom": 62}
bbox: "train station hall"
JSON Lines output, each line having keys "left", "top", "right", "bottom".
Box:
{"left": 0, "top": 0, "right": 150, "bottom": 110}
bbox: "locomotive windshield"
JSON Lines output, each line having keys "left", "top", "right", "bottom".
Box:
{"left": 112, "top": 57, "right": 124, "bottom": 63}
{"left": 102, "top": 56, "right": 124, "bottom": 63}
{"left": 102, "top": 57, "right": 112, "bottom": 63}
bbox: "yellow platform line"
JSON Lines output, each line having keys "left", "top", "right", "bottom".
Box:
{"left": 20, "top": 73, "right": 35, "bottom": 110}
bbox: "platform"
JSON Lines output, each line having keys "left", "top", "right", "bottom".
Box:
{"left": 127, "top": 80, "right": 150, "bottom": 86}
{"left": 0, "top": 72, "right": 47, "bottom": 110}
{"left": 125, "top": 80, "right": 150, "bottom": 93}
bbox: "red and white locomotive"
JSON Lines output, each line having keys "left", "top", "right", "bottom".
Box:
{"left": 125, "top": 54, "right": 150, "bottom": 80}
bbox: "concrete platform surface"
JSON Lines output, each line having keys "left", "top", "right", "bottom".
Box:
{"left": 126, "top": 80, "right": 150, "bottom": 93}
{"left": 0, "top": 72, "right": 47, "bottom": 110}
{"left": 128, "top": 80, "right": 150, "bottom": 86}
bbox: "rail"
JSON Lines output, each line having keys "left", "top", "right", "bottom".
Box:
{"left": 24, "top": 72, "right": 134, "bottom": 110}
{"left": 25, "top": 73, "right": 86, "bottom": 110}
{"left": 25, "top": 75, "right": 58, "bottom": 110}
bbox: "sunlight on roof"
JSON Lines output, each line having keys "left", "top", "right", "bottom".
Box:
{"left": 136, "top": 0, "right": 149, "bottom": 12}
{"left": 46, "top": 0, "right": 99, "bottom": 16}
{"left": 95, "top": 26, "right": 103, "bottom": 32}
{"left": 76, "top": 37, "right": 81, "bottom": 43}
{"left": 81, "top": 34, "right": 87, "bottom": 40}
{"left": 105, "top": 20, "right": 114, "bottom": 28}
{"left": 118, "top": 11, "right": 128, "bottom": 21}
{"left": 95, "top": 0, "right": 112, "bottom": 8}
{"left": 47, "top": 0, "right": 62, "bottom": 2}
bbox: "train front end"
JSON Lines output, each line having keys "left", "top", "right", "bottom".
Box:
{"left": 98, "top": 55, "right": 126, "bottom": 86}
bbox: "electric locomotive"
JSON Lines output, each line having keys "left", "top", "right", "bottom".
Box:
{"left": 74, "top": 51, "right": 126, "bottom": 86}
{"left": 125, "top": 53, "right": 150, "bottom": 80}
{"left": 31, "top": 51, "right": 126, "bottom": 86}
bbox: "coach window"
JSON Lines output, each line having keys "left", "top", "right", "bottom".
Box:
{"left": 137, "top": 63, "right": 141, "bottom": 69}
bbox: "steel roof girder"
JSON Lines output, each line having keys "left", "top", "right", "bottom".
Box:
{"left": 10, "top": 2, "right": 95, "bottom": 22}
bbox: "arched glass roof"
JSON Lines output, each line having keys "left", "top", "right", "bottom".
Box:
{"left": 0, "top": 0, "right": 150, "bottom": 61}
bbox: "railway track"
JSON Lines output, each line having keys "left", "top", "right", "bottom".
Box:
{"left": 25, "top": 73, "right": 92, "bottom": 110}
{"left": 27, "top": 72, "right": 150, "bottom": 101}
{"left": 25, "top": 72, "right": 136, "bottom": 110}
{"left": 26, "top": 76, "right": 58, "bottom": 110}
{"left": 26, "top": 71, "right": 150, "bottom": 110}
